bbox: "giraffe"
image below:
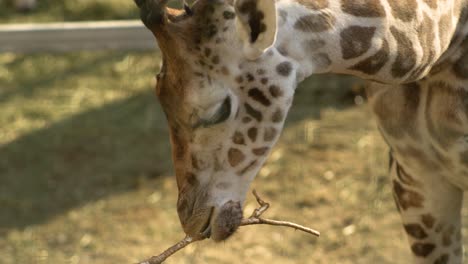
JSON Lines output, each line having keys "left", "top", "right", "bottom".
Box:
{"left": 134, "top": 0, "right": 468, "bottom": 262}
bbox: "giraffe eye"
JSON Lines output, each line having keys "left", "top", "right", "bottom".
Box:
{"left": 194, "top": 97, "right": 231, "bottom": 128}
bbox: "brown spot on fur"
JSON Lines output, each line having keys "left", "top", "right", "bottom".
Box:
{"left": 340, "top": 26, "right": 376, "bottom": 59}
{"left": 236, "top": 75, "right": 244, "bottom": 83}
{"left": 204, "top": 47, "right": 212, "bottom": 57}
{"left": 264, "top": 127, "right": 277, "bottom": 141}
{"left": 249, "top": 88, "right": 271, "bottom": 106}
{"left": 261, "top": 78, "right": 268, "bottom": 85}
{"left": 233, "top": 131, "right": 246, "bottom": 145}
{"left": 211, "top": 55, "right": 220, "bottom": 64}
{"left": 388, "top": 0, "right": 418, "bottom": 22}
{"left": 257, "top": 69, "right": 266, "bottom": 75}
{"left": 246, "top": 73, "right": 255, "bottom": 82}
{"left": 393, "top": 180, "right": 424, "bottom": 210}
{"left": 434, "top": 254, "right": 449, "bottom": 264}
{"left": 442, "top": 233, "right": 452, "bottom": 247}
{"left": 269, "top": 85, "right": 284, "bottom": 98}
{"left": 390, "top": 27, "right": 417, "bottom": 78}
{"left": 185, "top": 172, "right": 199, "bottom": 186}
{"left": 253, "top": 147, "right": 269, "bottom": 156}
{"left": 454, "top": 247, "right": 462, "bottom": 256}
{"left": 245, "top": 103, "right": 263, "bottom": 122}
{"left": 276, "top": 61, "right": 292, "bottom": 76}
{"left": 296, "top": 0, "right": 328, "bottom": 10}
{"left": 421, "top": 214, "right": 435, "bottom": 229}
{"left": 435, "top": 223, "right": 443, "bottom": 233}
{"left": 242, "top": 116, "right": 252, "bottom": 123}
{"left": 272, "top": 108, "right": 284, "bottom": 123}
{"left": 404, "top": 223, "right": 428, "bottom": 239}
{"left": 411, "top": 242, "right": 435, "bottom": 257}
{"left": 294, "top": 13, "right": 336, "bottom": 32}
{"left": 194, "top": 71, "right": 204, "bottom": 78}
{"left": 228, "top": 148, "right": 245, "bottom": 167}
{"left": 221, "top": 66, "right": 230, "bottom": 75}
{"left": 350, "top": 39, "right": 389, "bottom": 74}
{"left": 248, "top": 127, "right": 258, "bottom": 142}
{"left": 340, "top": 0, "right": 385, "bottom": 17}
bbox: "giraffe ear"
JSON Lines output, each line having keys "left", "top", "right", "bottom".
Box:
{"left": 234, "top": 0, "right": 277, "bottom": 60}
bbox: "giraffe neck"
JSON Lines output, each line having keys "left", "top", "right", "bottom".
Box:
{"left": 273, "top": 0, "right": 464, "bottom": 85}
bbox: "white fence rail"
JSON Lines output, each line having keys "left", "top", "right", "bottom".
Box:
{"left": 0, "top": 20, "right": 157, "bottom": 53}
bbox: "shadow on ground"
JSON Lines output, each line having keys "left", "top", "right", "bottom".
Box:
{"left": 0, "top": 91, "right": 173, "bottom": 232}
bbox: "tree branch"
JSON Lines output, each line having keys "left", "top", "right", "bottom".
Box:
{"left": 138, "top": 190, "right": 320, "bottom": 264}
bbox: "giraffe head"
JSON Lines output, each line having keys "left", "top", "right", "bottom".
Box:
{"left": 136, "top": 0, "right": 297, "bottom": 241}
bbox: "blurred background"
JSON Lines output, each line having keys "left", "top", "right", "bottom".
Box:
{"left": 1, "top": 1, "right": 465, "bottom": 263}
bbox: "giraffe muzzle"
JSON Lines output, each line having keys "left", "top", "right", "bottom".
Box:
{"left": 177, "top": 195, "right": 243, "bottom": 241}
{"left": 209, "top": 200, "right": 243, "bottom": 241}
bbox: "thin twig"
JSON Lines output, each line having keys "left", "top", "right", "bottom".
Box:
{"left": 138, "top": 236, "right": 202, "bottom": 264}
{"left": 138, "top": 190, "right": 320, "bottom": 264}
{"left": 240, "top": 217, "right": 321, "bottom": 237}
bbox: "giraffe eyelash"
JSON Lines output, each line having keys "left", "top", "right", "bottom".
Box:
{"left": 192, "top": 97, "right": 231, "bottom": 129}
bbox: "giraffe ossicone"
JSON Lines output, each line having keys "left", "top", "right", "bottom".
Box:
{"left": 135, "top": 0, "right": 468, "bottom": 262}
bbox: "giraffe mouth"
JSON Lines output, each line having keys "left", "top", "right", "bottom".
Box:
{"left": 181, "top": 202, "right": 242, "bottom": 241}
{"left": 207, "top": 201, "right": 243, "bottom": 241}
{"left": 200, "top": 208, "right": 214, "bottom": 238}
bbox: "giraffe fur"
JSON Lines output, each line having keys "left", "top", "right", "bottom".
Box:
{"left": 135, "top": 0, "right": 468, "bottom": 262}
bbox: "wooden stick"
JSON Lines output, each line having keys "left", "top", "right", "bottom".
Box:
{"left": 138, "top": 190, "right": 320, "bottom": 264}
